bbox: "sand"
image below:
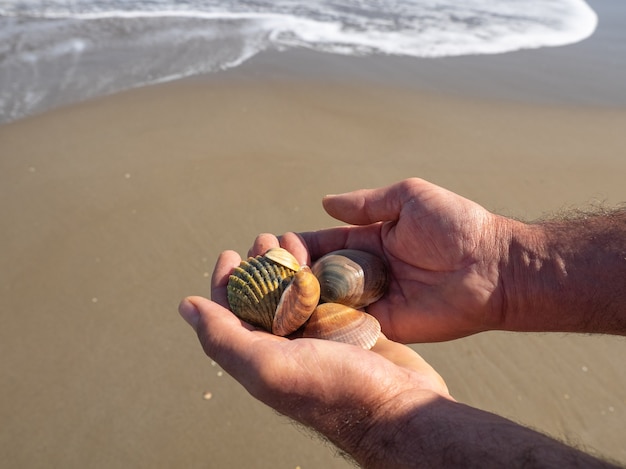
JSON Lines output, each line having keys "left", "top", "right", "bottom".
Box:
{"left": 1, "top": 12, "right": 626, "bottom": 468}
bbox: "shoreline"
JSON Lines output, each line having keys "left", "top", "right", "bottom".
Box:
{"left": 2, "top": 0, "right": 625, "bottom": 127}
{"left": 223, "top": 0, "right": 625, "bottom": 110}
{"left": 234, "top": 45, "right": 624, "bottom": 110}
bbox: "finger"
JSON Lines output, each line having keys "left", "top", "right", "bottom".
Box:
{"left": 323, "top": 178, "right": 428, "bottom": 225}
{"left": 179, "top": 296, "right": 203, "bottom": 330}
{"left": 211, "top": 250, "right": 241, "bottom": 308}
{"left": 248, "top": 233, "right": 280, "bottom": 258}
{"left": 297, "top": 224, "right": 383, "bottom": 261}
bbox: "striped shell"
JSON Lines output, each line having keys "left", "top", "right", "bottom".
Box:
{"left": 227, "top": 247, "right": 318, "bottom": 336}
{"left": 311, "top": 249, "right": 388, "bottom": 309}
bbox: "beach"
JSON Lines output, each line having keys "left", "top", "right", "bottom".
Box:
{"left": 1, "top": 1, "right": 625, "bottom": 467}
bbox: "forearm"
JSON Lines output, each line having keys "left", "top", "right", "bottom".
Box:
{"left": 365, "top": 397, "right": 611, "bottom": 468}
{"left": 351, "top": 394, "right": 618, "bottom": 469}
{"left": 500, "top": 209, "right": 626, "bottom": 335}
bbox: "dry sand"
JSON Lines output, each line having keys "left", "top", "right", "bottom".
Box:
{"left": 1, "top": 51, "right": 625, "bottom": 467}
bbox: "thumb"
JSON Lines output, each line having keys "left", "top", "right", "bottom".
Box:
{"left": 178, "top": 296, "right": 261, "bottom": 380}
{"left": 322, "top": 178, "right": 424, "bottom": 225}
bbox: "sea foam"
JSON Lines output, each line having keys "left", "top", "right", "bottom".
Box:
{"left": 0, "top": 0, "right": 598, "bottom": 123}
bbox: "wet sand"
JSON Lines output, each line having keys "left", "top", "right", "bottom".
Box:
{"left": 1, "top": 14, "right": 626, "bottom": 468}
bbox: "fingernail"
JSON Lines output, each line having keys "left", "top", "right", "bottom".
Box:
{"left": 178, "top": 298, "right": 200, "bottom": 330}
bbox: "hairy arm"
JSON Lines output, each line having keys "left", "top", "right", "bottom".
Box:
{"left": 355, "top": 394, "right": 619, "bottom": 469}
{"left": 294, "top": 178, "right": 626, "bottom": 341}
{"left": 502, "top": 209, "right": 626, "bottom": 335}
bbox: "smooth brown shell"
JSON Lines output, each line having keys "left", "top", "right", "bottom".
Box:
{"left": 311, "top": 249, "right": 388, "bottom": 309}
{"left": 292, "top": 303, "right": 382, "bottom": 350}
{"left": 273, "top": 266, "right": 320, "bottom": 336}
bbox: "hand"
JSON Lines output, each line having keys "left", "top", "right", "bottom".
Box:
{"left": 178, "top": 251, "right": 616, "bottom": 469}
{"left": 258, "top": 178, "right": 515, "bottom": 343}
{"left": 178, "top": 249, "right": 451, "bottom": 465}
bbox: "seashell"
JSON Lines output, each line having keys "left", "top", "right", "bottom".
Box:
{"left": 264, "top": 246, "right": 301, "bottom": 271}
{"left": 292, "top": 303, "right": 382, "bottom": 350}
{"left": 273, "top": 266, "right": 320, "bottom": 336}
{"left": 226, "top": 247, "right": 388, "bottom": 349}
{"left": 227, "top": 248, "right": 301, "bottom": 333}
{"left": 311, "top": 249, "right": 388, "bottom": 309}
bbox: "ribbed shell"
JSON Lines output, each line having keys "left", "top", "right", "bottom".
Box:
{"left": 227, "top": 254, "right": 298, "bottom": 332}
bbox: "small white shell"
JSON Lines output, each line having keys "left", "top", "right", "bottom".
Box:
{"left": 264, "top": 247, "right": 301, "bottom": 271}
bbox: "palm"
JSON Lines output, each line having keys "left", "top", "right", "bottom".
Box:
{"left": 293, "top": 179, "right": 505, "bottom": 343}
{"left": 375, "top": 193, "right": 500, "bottom": 341}
{"left": 182, "top": 292, "right": 448, "bottom": 422}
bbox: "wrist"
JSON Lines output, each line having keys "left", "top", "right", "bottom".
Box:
{"left": 294, "top": 363, "right": 451, "bottom": 468}
{"left": 349, "top": 389, "right": 452, "bottom": 469}
{"left": 498, "top": 211, "right": 626, "bottom": 334}
{"left": 497, "top": 219, "right": 556, "bottom": 332}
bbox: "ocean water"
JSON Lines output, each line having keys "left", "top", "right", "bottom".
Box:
{"left": 0, "top": 0, "right": 597, "bottom": 124}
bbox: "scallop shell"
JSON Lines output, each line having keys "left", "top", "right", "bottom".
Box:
{"left": 311, "top": 249, "right": 388, "bottom": 309}
{"left": 293, "top": 303, "right": 382, "bottom": 350}
{"left": 227, "top": 248, "right": 319, "bottom": 336}
{"left": 227, "top": 248, "right": 299, "bottom": 333}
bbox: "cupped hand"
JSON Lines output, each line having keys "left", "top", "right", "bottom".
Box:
{"left": 254, "top": 178, "right": 513, "bottom": 343}
{"left": 178, "top": 249, "right": 450, "bottom": 458}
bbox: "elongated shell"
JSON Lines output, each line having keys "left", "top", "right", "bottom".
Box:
{"left": 311, "top": 249, "right": 388, "bottom": 309}
{"left": 273, "top": 266, "right": 320, "bottom": 336}
{"left": 293, "top": 303, "right": 381, "bottom": 350}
